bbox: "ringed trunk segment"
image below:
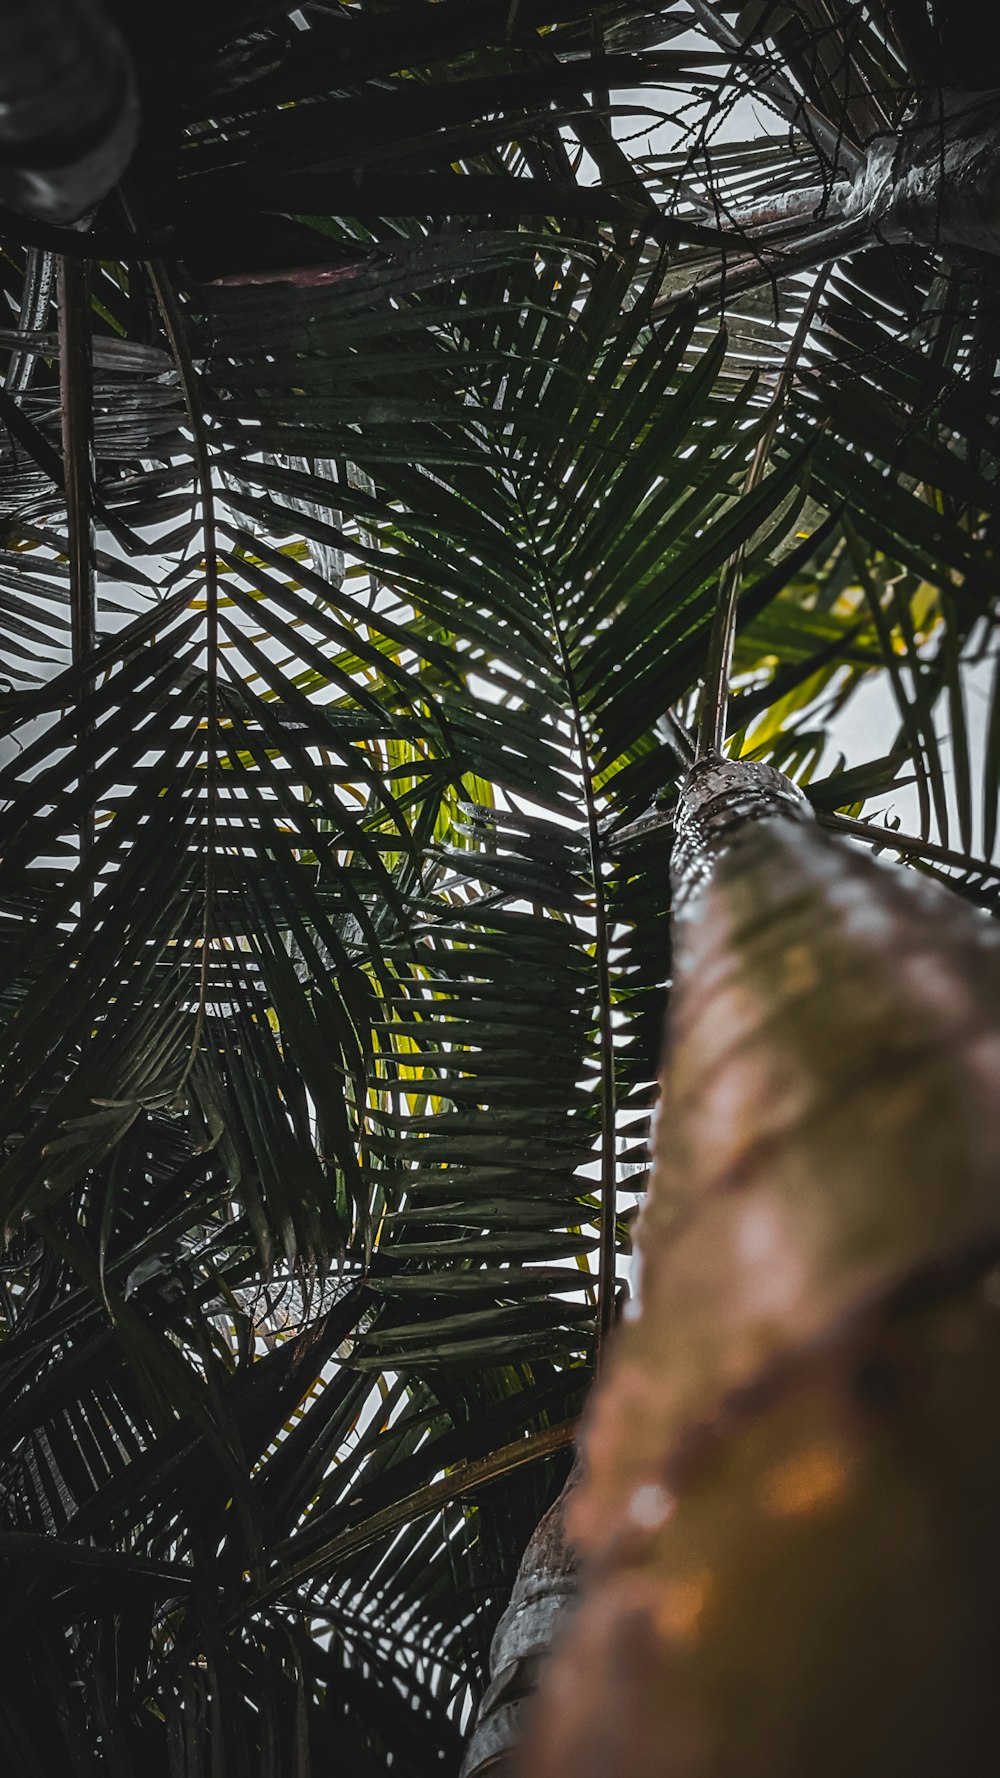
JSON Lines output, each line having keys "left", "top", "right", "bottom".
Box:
{"left": 461, "top": 1481, "right": 577, "bottom": 1778}
{"left": 838, "top": 87, "right": 1000, "bottom": 261}
{"left": 671, "top": 87, "right": 1000, "bottom": 317}
{"left": 671, "top": 752, "right": 813, "bottom": 910}
{"left": 518, "top": 756, "right": 1000, "bottom": 1778}
{"left": 0, "top": 0, "right": 137, "bottom": 224}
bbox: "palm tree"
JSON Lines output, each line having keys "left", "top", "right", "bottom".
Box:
{"left": 519, "top": 746, "right": 1000, "bottom": 1777}
{"left": 0, "top": 4, "right": 996, "bottom": 1773}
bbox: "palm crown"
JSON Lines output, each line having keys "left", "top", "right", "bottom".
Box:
{"left": 0, "top": 3, "right": 997, "bottom": 1772}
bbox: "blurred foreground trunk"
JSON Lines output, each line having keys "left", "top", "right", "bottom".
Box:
{"left": 490, "top": 754, "right": 1000, "bottom": 1778}
{"left": 0, "top": 0, "right": 136, "bottom": 223}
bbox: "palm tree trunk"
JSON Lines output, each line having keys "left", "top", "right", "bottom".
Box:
{"left": 0, "top": 0, "right": 137, "bottom": 224}
{"left": 460, "top": 1480, "right": 577, "bottom": 1778}
{"left": 844, "top": 88, "right": 1000, "bottom": 259}
{"left": 772, "top": 86, "right": 1000, "bottom": 260}
{"left": 665, "top": 87, "right": 1000, "bottom": 317}
{"left": 487, "top": 753, "right": 1000, "bottom": 1777}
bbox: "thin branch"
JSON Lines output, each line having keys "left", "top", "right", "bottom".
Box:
{"left": 610, "top": 801, "right": 1000, "bottom": 887}
{"left": 725, "top": 610, "right": 869, "bottom": 734}
{"left": 537, "top": 589, "right": 618, "bottom": 1364}
{"left": 511, "top": 464, "right": 619, "bottom": 1363}
{"left": 685, "top": 0, "right": 866, "bottom": 178}
{"left": 818, "top": 811, "right": 1000, "bottom": 881}
{"left": 0, "top": 1530, "right": 192, "bottom": 1589}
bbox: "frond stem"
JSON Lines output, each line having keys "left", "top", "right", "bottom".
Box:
{"left": 57, "top": 252, "right": 96, "bottom": 907}
{"left": 144, "top": 255, "right": 220, "bottom": 1081}
{"left": 817, "top": 811, "right": 1000, "bottom": 883}
{"left": 696, "top": 268, "right": 830, "bottom": 759}
{"left": 536, "top": 575, "right": 619, "bottom": 1365}
{"left": 8, "top": 247, "right": 54, "bottom": 395}
{"left": 514, "top": 489, "right": 618, "bottom": 1363}
{"left": 842, "top": 514, "right": 933, "bottom": 841}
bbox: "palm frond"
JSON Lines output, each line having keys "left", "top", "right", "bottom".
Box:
{"left": 1, "top": 4, "right": 998, "bottom": 1770}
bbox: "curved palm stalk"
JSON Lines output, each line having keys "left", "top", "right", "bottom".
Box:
{"left": 519, "top": 752, "right": 1000, "bottom": 1777}
{"left": 0, "top": 0, "right": 137, "bottom": 224}
{"left": 5, "top": 249, "right": 54, "bottom": 396}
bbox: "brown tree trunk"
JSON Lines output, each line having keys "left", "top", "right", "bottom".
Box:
{"left": 512, "top": 755, "right": 1000, "bottom": 1778}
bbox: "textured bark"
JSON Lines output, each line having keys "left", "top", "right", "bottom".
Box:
{"left": 518, "top": 755, "right": 1000, "bottom": 1778}
{"left": 0, "top": 0, "right": 137, "bottom": 224}
{"left": 727, "top": 89, "right": 1000, "bottom": 270}
{"left": 461, "top": 1481, "right": 577, "bottom": 1778}
{"left": 846, "top": 89, "right": 1000, "bottom": 260}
